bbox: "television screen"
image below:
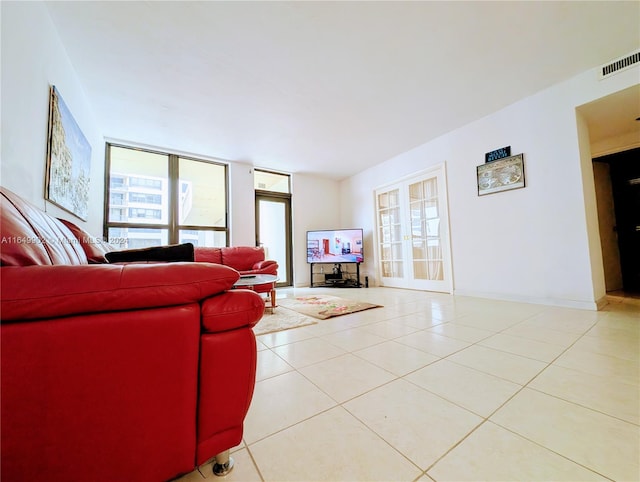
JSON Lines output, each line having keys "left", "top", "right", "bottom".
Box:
{"left": 307, "top": 228, "right": 364, "bottom": 264}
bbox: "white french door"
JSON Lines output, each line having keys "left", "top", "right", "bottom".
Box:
{"left": 375, "top": 164, "right": 452, "bottom": 293}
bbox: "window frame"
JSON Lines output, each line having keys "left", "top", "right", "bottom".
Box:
{"left": 104, "top": 143, "right": 229, "bottom": 247}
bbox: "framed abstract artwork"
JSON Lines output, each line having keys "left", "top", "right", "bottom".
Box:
{"left": 45, "top": 85, "right": 91, "bottom": 220}
{"left": 477, "top": 153, "right": 525, "bottom": 196}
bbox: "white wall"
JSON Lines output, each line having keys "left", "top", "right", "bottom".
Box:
{"left": 0, "top": 1, "right": 336, "bottom": 266}
{"left": 291, "top": 173, "right": 341, "bottom": 286}
{"left": 4, "top": 2, "right": 636, "bottom": 306}
{"left": 341, "top": 64, "right": 639, "bottom": 310}
{"left": 229, "top": 162, "right": 257, "bottom": 246}
{"left": 1, "top": 2, "right": 104, "bottom": 235}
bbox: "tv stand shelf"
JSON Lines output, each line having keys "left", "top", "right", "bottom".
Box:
{"left": 310, "top": 262, "right": 362, "bottom": 288}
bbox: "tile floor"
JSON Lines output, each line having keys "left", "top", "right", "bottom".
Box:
{"left": 177, "top": 287, "right": 639, "bottom": 482}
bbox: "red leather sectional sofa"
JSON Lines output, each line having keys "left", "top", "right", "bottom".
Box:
{"left": 196, "top": 245, "right": 278, "bottom": 296}
{"left": 0, "top": 187, "right": 265, "bottom": 481}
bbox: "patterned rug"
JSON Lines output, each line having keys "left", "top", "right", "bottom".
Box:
{"left": 253, "top": 306, "right": 318, "bottom": 336}
{"left": 279, "top": 295, "right": 383, "bottom": 320}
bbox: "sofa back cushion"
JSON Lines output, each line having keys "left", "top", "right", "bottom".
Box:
{"left": 220, "top": 246, "right": 265, "bottom": 271}
{"left": 1, "top": 187, "right": 88, "bottom": 266}
{"left": 58, "top": 219, "right": 114, "bottom": 264}
{"left": 194, "top": 247, "right": 223, "bottom": 265}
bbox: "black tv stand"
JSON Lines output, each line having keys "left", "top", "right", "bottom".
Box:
{"left": 310, "top": 262, "right": 362, "bottom": 288}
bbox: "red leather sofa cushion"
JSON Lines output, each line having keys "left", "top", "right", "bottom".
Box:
{"left": 1, "top": 262, "right": 240, "bottom": 321}
{"left": 220, "top": 246, "right": 266, "bottom": 271}
{"left": 1, "top": 304, "right": 202, "bottom": 481}
{"left": 58, "top": 218, "right": 114, "bottom": 263}
{"left": 195, "top": 246, "right": 223, "bottom": 264}
{"left": 1, "top": 187, "right": 87, "bottom": 265}
{"left": 194, "top": 246, "right": 278, "bottom": 294}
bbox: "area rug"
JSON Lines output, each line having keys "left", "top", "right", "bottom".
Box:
{"left": 279, "top": 295, "right": 383, "bottom": 320}
{"left": 253, "top": 306, "right": 318, "bottom": 336}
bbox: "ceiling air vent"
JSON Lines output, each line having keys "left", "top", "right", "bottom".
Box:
{"left": 599, "top": 50, "right": 640, "bottom": 79}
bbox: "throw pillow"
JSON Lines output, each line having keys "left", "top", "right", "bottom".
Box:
{"left": 105, "top": 242, "right": 195, "bottom": 263}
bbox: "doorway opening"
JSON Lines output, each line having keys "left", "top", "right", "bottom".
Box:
{"left": 254, "top": 170, "right": 292, "bottom": 287}
{"left": 593, "top": 147, "right": 640, "bottom": 300}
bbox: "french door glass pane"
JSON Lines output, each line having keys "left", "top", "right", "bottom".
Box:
{"left": 429, "top": 260, "right": 444, "bottom": 280}
{"left": 378, "top": 188, "right": 405, "bottom": 279}
{"left": 382, "top": 261, "right": 404, "bottom": 277}
{"left": 108, "top": 147, "right": 169, "bottom": 225}
{"left": 409, "top": 178, "right": 443, "bottom": 281}
{"left": 413, "top": 261, "right": 428, "bottom": 279}
{"left": 178, "top": 158, "right": 226, "bottom": 227}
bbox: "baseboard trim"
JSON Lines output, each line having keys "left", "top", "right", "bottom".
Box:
{"left": 453, "top": 289, "right": 599, "bottom": 311}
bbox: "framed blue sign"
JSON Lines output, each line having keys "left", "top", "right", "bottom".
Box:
{"left": 485, "top": 146, "right": 511, "bottom": 163}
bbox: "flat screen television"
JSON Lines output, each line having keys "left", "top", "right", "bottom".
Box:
{"left": 307, "top": 228, "right": 364, "bottom": 264}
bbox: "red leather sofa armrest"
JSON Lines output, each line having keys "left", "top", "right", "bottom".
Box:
{"left": 201, "top": 289, "right": 265, "bottom": 333}
{"left": 252, "top": 259, "right": 278, "bottom": 273}
{"left": 1, "top": 263, "right": 240, "bottom": 321}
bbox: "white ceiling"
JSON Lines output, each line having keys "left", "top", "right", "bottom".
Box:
{"left": 45, "top": 1, "right": 640, "bottom": 180}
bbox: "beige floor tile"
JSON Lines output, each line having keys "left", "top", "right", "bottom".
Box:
{"left": 172, "top": 467, "right": 204, "bottom": 481}
{"left": 479, "top": 333, "right": 566, "bottom": 362}
{"left": 406, "top": 359, "right": 521, "bottom": 417}
{"left": 451, "top": 310, "right": 527, "bottom": 331}
{"left": 344, "top": 379, "right": 482, "bottom": 469}
{"left": 502, "top": 323, "right": 583, "bottom": 347}
{"left": 529, "top": 364, "right": 640, "bottom": 424}
{"left": 452, "top": 312, "right": 520, "bottom": 333}
{"left": 233, "top": 288, "right": 637, "bottom": 482}
{"left": 585, "top": 315, "right": 640, "bottom": 342}
{"left": 354, "top": 340, "right": 440, "bottom": 376}
{"left": 428, "top": 421, "right": 606, "bottom": 481}
{"left": 395, "top": 330, "right": 470, "bottom": 357}
{"left": 447, "top": 344, "right": 548, "bottom": 385}
{"left": 599, "top": 310, "right": 640, "bottom": 325}
{"left": 256, "top": 325, "right": 316, "bottom": 348}
{"left": 255, "top": 349, "right": 294, "bottom": 381}
{"left": 360, "top": 318, "right": 422, "bottom": 339}
{"left": 492, "top": 388, "right": 640, "bottom": 481}
{"left": 243, "top": 371, "right": 336, "bottom": 444}
{"left": 319, "top": 326, "right": 387, "bottom": 352}
{"left": 524, "top": 308, "right": 601, "bottom": 333}
{"left": 571, "top": 335, "right": 639, "bottom": 362}
{"left": 272, "top": 337, "right": 346, "bottom": 368}
{"left": 390, "top": 312, "right": 447, "bottom": 330}
{"left": 428, "top": 304, "right": 472, "bottom": 322}
{"left": 256, "top": 338, "right": 269, "bottom": 351}
{"left": 298, "top": 315, "right": 362, "bottom": 335}
{"left": 425, "top": 322, "right": 494, "bottom": 343}
{"left": 554, "top": 345, "right": 640, "bottom": 386}
{"left": 299, "top": 353, "right": 396, "bottom": 402}
{"left": 249, "top": 406, "right": 422, "bottom": 482}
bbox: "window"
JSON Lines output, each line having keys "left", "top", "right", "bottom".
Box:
{"left": 129, "top": 192, "right": 162, "bottom": 204}
{"left": 129, "top": 177, "right": 162, "bottom": 190}
{"left": 254, "top": 170, "right": 290, "bottom": 193}
{"left": 105, "top": 144, "right": 228, "bottom": 249}
{"left": 128, "top": 208, "right": 162, "bottom": 220}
